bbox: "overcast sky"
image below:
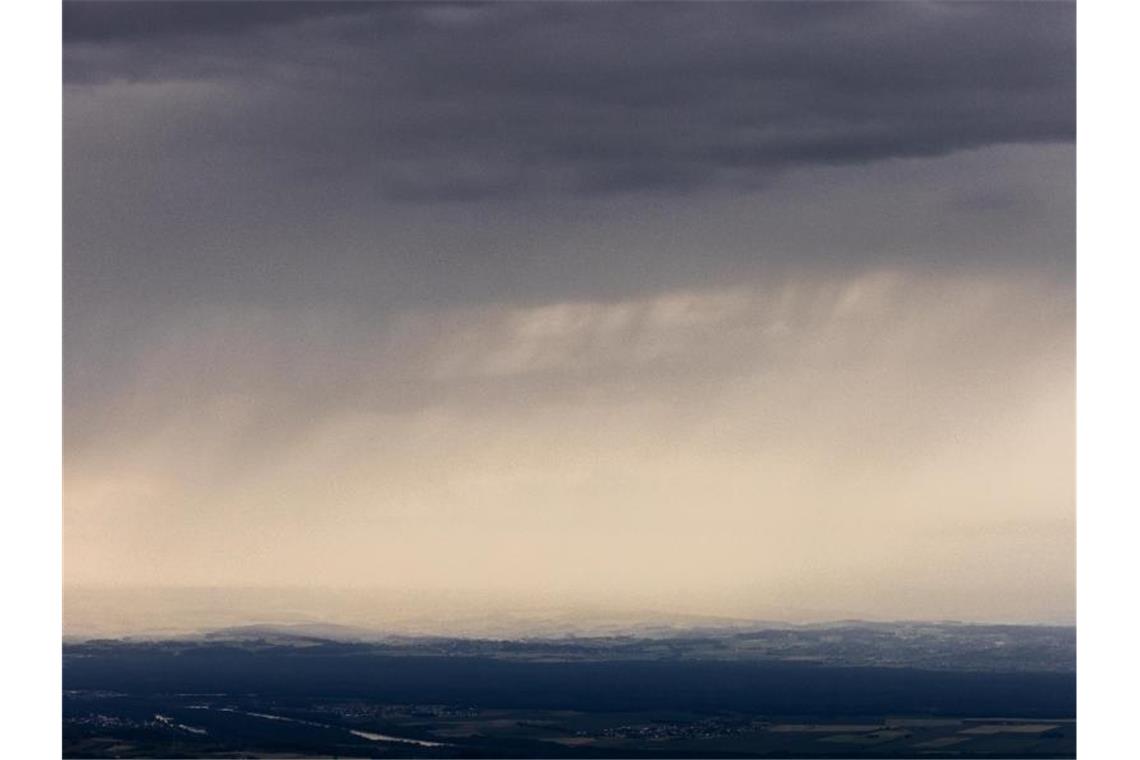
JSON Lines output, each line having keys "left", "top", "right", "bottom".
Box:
{"left": 63, "top": 1, "right": 1075, "bottom": 628}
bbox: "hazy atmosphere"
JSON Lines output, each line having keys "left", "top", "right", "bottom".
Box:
{"left": 64, "top": 1, "right": 1075, "bottom": 633}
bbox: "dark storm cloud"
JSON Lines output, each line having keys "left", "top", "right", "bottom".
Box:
{"left": 63, "top": 1, "right": 378, "bottom": 43}
{"left": 64, "top": 1, "right": 1074, "bottom": 199}
{"left": 63, "top": 1, "right": 1075, "bottom": 415}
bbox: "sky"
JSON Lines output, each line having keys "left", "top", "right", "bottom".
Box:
{"left": 63, "top": 1, "right": 1075, "bottom": 630}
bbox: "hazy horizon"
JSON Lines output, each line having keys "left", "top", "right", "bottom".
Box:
{"left": 63, "top": 583, "right": 1076, "bottom": 641}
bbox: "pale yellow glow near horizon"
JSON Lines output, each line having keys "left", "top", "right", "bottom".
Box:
{"left": 64, "top": 268, "right": 1074, "bottom": 632}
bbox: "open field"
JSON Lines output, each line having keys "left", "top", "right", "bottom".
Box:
{"left": 64, "top": 691, "right": 1077, "bottom": 758}
{"left": 63, "top": 630, "right": 1075, "bottom": 758}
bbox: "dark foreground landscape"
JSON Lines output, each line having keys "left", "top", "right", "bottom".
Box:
{"left": 63, "top": 623, "right": 1075, "bottom": 758}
